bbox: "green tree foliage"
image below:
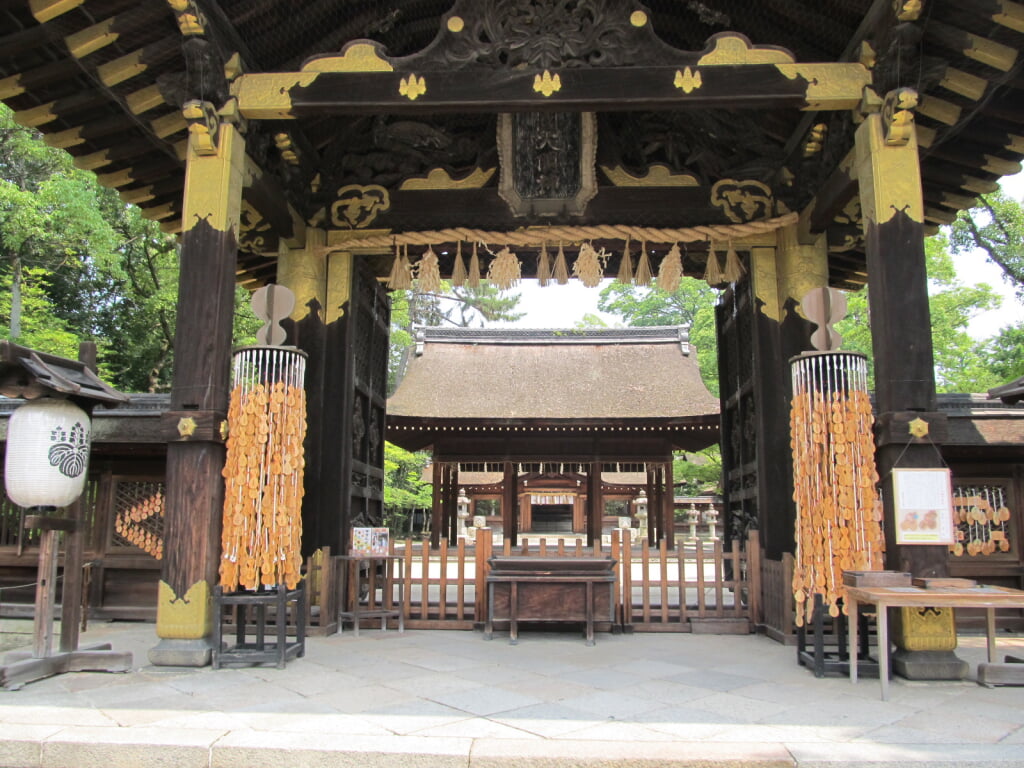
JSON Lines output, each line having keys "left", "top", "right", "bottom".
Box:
{"left": 0, "top": 104, "right": 260, "bottom": 391}
{"left": 383, "top": 441, "right": 433, "bottom": 534}
{"left": 835, "top": 234, "right": 1004, "bottom": 393}
{"left": 950, "top": 189, "right": 1024, "bottom": 301}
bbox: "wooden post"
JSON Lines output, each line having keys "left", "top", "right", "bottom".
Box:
{"left": 587, "top": 461, "right": 602, "bottom": 547}
{"left": 150, "top": 115, "right": 244, "bottom": 667}
{"left": 856, "top": 90, "right": 960, "bottom": 678}
{"left": 855, "top": 90, "right": 947, "bottom": 579}
{"left": 502, "top": 462, "right": 517, "bottom": 547}
{"left": 663, "top": 460, "right": 676, "bottom": 550}
{"left": 32, "top": 528, "right": 60, "bottom": 658}
{"left": 430, "top": 461, "right": 443, "bottom": 549}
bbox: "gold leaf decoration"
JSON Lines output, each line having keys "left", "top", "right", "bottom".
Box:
{"left": 673, "top": 67, "right": 703, "bottom": 94}
{"left": 533, "top": 70, "right": 562, "bottom": 97}
{"left": 399, "top": 74, "right": 427, "bottom": 101}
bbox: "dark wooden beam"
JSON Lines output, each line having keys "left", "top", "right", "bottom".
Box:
{"left": 237, "top": 62, "right": 870, "bottom": 119}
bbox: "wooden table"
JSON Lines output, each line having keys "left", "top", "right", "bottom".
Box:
{"left": 337, "top": 554, "right": 404, "bottom": 636}
{"left": 846, "top": 584, "right": 1024, "bottom": 700}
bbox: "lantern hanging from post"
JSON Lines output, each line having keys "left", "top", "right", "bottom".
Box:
{"left": 789, "top": 351, "right": 884, "bottom": 625}
{"left": 4, "top": 398, "right": 91, "bottom": 509}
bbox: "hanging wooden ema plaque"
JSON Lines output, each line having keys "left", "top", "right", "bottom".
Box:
{"left": 892, "top": 467, "right": 955, "bottom": 546}
{"left": 220, "top": 285, "right": 308, "bottom": 591}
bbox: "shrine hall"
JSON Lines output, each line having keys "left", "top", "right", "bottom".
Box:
{"left": 386, "top": 326, "right": 719, "bottom": 546}
{"left": 1, "top": 1, "right": 1023, "bottom": 670}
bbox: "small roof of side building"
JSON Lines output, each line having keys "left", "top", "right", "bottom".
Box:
{"left": 387, "top": 326, "right": 720, "bottom": 456}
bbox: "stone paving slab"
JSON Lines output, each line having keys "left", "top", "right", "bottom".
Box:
{"left": 1, "top": 621, "right": 1024, "bottom": 767}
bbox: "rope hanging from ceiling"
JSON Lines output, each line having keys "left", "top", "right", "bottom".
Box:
{"left": 322, "top": 212, "right": 798, "bottom": 252}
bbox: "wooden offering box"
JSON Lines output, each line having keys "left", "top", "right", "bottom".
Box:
{"left": 842, "top": 570, "right": 913, "bottom": 587}
{"left": 486, "top": 556, "right": 616, "bottom": 645}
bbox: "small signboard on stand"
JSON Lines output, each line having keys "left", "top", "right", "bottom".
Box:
{"left": 351, "top": 527, "right": 390, "bottom": 556}
{"left": 892, "top": 468, "right": 954, "bottom": 545}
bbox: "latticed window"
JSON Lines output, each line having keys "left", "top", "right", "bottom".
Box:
{"left": 951, "top": 482, "right": 1014, "bottom": 558}
{"left": 111, "top": 479, "right": 166, "bottom": 560}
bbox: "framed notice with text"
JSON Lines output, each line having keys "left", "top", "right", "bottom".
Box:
{"left": 351, "top": 527, "right": 390, "bottom": 556}
{"left": 892, "top": 468, "right": 954, "bottom": 545}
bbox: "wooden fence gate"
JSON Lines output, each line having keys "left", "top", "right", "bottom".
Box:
{"left": 321, "top": 529, "right": 761, "bottom": 635}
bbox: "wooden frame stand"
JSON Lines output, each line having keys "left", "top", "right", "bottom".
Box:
{"left": 1, "top": 516, "right": 132, "bottom": 690}
{"left": 212, "top": 584, "right": 306, "bottom": 669}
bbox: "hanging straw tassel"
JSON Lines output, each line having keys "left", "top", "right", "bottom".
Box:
{"left": 722, "top": 240, "right": 746, "bottom": 284}
{"left": 386, "top": 241, "right": 412, "bottom": 290}
{"left": 468, "top": 242, "right": 482, "bottom": 288}
{"left": 451, "top": 241, "right": 467, "bottom": 287}
{"left": 416, "top": 246, "right": 442, "bottom": 293}
{"left": 553, "top": 242, "right": 570, "bottom": 284}
{"left": 704, "top": 241, "right": 725, "bottom": 288}
{"left": 634, "top": 241, "right": 653, "bottom": 286}
{"left": 617, "top": 237, "right": 633, "bottom": 284}
{"left": 572, "top": 242, "right": 606, "bottom": 288}
{"left": 657, "top": 242, "right": 683, "bottom": 293}
{"left": 537, "top": 242, "right": 551, "bottom": 287}
{"left": 487, "top": 245, "right": 522, "bottom": 290}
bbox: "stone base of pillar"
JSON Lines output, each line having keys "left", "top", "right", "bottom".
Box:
{"left": 148, "top": 638, "right": 213, "bottom": 667}
{"left": 892, "top": 649, "right": 969, "bottom": 680}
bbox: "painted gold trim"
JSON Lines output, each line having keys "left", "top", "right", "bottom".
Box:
{"left": 630, "top": 10, "right": 648, "bottom": 27}
{"left": 140, "top": 203, "right": 176, "bottom": 221}
{"left": 119, "top": 186, "right": 155, "bottom": 205}
{"left": 182, "top": 121, "right": 245, "bottom": 234}
{"left": 30, "top": 0, "right": 83, "bottom": 23}
{"left": 65, "top": 17, "right": 119, "bottom": 59}
{"left": 73, "top": 149, "right": 113, "bottom": 171}
{"left": 233, "top": 73, "right": 318, "bottom": 119}
{"left": 42, "top": 126, "right": 84, "bottom": 149}
{"left": 302, "top": 42, "right": 395, "bottom": 73}
{"left": 96, "top": 168, "right": 136, "bottom": 188}
{"left": 994, "top": 1, "right": 1024, "bottom": 33}
{"left": 156, "top": 580, "right": 211, "bottom": 639}
{"left": 777, "top": 63, "right": 872, "bottom": 110}
{"left": 854, "top": 110, "right": 924, "bottom": 227}
{"left": 152, "top": 112, "right": 187, "bottom": 138}
{"left": 698, "top": 33, "right": 795, "bottom": 65}
{"left": 126, "top": 84, "right": 167, "bottom": 115}
{"left": 399, "top": 167, "right": 496, "bottom": 190}
{"left": 960, "top": 32, "right": 1017, "bottom": 72}
{"left": 981, "top": 155, "right": 1022, "bottom": 176}
{"left": 939, "top": 67, "right": 987, "bottom": 101}
{"left": 13, "top": 102, "right": 58, "bottom": 128}
{"left": 600, "top": 164, "right": 699, "bottom": 187}
{"left": 447, "top": 15, "right": 465, "bottom": 33}
{"left": 917, "top": 95, "right": 960, "bottom": 126}
{"left": 97, "top": 49, "right": 148, "bottom": 87}
{"left": 0, "top": 74, "right": 26, "bottom": 100}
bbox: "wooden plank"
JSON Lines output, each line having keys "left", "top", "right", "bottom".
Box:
{"left": 33, "top": 529, "right": 60, "bottom": 658}
{"left": 696, "top": 541, "right": 707, "bottom": 618}
{"left": 438, "top": 539, "right": 449, "bottom": 620}
{"left": 658, "top": 539, "right": 669, "bottom": 624}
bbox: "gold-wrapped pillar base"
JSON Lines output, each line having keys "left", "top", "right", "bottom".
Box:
{"left": 891, "top": 606, "right": 968, "bottom": 680}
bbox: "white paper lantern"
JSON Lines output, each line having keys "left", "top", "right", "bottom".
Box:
{"left": 4, "top": 398, "right": 91, "bottom": 508}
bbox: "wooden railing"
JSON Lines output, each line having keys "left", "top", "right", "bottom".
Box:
{"left": 328, "top": 529, "right": 759, "bottom": 634}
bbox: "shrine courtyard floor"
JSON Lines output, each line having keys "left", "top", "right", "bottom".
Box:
{"left": 2, "top": 620, "right": 1024, "bottom": 768}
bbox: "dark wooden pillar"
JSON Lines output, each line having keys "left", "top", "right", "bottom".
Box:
{"left": 587, "top": 461, "right": 603, "bottom": 547}
{"left": 150, "top": 118, "right": 244, "bottom": 667}
{"left": 857, "top": 90, "right": 961, "bottom": 678}
{"left": 645, "top": 466, "right": 657, "bottom": 546}
{"left": 430, "top": 461, "right": 444, "bottom": 549}
{"left": 502, "top": 462, "right": 517, "bottom": 547}
{"left": 445, "top": 463, "right": 458, "bottom": 543}
{"left": 855, "top": 90, "right": 947, "bottom": 580}
{"left": 663, "top": 459, "right": 676, "bottom": 549}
